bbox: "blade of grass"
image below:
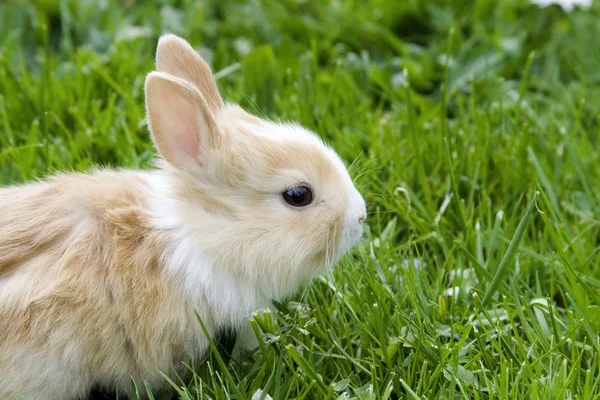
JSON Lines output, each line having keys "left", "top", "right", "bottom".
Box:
{"left": 482, "top": 191, "right": 538, "bottom": 306}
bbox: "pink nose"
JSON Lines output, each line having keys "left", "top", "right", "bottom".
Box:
{"left": 358, "top": 214, "right": 366, "bottom": 223}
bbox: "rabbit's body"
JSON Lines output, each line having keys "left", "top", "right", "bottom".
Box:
{"left": 0, "top": 171, "right": 212, "bottom": 399}
{"left": 0, "top": 169, "right": 274, "bottom": 399}
{"left": 0, "top": 35, "right": 366, "bottom": 399}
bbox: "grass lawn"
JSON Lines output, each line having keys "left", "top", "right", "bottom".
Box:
{"left": 2, "top": 0, "right": 600, "bottom": 398}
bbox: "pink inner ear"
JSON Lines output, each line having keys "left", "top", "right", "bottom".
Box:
{"left": 146, "top": 72, "right": 216, "bottom": 170}
{"left": 172, "top": 105, "right": 201, "bottom": 164}
{"left": 152, "top": 86, "right": 206, "bottom": 168}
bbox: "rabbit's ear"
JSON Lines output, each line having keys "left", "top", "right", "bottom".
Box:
{"left": 145, "top": 71, "right": 219, "bottom": 170}
{"left": 155, "top": 34, "right": 224, "bottom": 113}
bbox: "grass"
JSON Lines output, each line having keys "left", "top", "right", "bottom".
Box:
{"left": 2, "top": 0, "right": 600, "bottom": 398}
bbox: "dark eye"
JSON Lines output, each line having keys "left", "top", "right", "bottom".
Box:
{"left": 282, "top": 186, "right": 313, "bottom": 207}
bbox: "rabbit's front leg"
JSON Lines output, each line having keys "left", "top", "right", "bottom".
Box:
{"left": 232, "top": 302, "right": 276, "bottom": 359}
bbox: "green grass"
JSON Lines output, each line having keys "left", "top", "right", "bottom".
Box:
{"left": 2, "top": 0, "right": 600, "bottom": 398}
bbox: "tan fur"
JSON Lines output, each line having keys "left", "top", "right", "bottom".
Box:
{"left": 0, "top": 172, "right": 208, "bottom": 398}
{"left": 155, "top": 35, "right": 224, "bottom": 112}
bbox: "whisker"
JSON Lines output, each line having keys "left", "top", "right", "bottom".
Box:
{"left": 350, "top": 158, "right": 384, "bottom": 181}
{"left": 364, "top": 192, "right": 389, "bottom": 203}
{"left": 236, "top": 90, "right": 269, "bottom": 120}
{"left": 352, "top": 166, "right": 384, "bottom": 183}
{"left": 366, "top": 210, "right": 398, "bottom": 216}
{"left": 347, "top": 150, "right": 365, "bottom": 175}
{"left": 349, "top": 157, "right": 377, "bottom": 177}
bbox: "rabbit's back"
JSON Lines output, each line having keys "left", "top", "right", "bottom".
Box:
{"left": 0, "top": 170, "right": 200, "bottom": 399}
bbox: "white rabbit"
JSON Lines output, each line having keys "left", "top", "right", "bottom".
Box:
{"left": 0, "top": 34, "right": 366, "bottom": 400}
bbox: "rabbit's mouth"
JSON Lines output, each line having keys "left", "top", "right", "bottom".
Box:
{"left": 337, "top": 221, "right": 364, "bottom": 259}
{"left": 335, "top": 184, "right": 367, "bottom": 261}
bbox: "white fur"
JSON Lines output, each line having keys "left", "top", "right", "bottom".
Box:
{"left": 147, "top": 172, "right": 270, "bottom": 329}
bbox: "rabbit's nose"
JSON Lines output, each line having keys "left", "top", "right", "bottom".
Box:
{"left": 358, "top": 214, "right": 366, "bottom": 224}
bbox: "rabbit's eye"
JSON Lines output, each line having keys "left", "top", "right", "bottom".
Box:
{"left": 282, "top": 186, "right": 313, "bottom": 207}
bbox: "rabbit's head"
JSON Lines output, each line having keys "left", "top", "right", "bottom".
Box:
{"left": 145, "top": 35, "right": 366, "bottom": 300}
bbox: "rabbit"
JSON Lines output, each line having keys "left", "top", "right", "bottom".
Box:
{"left": 0, "top": 34, "right": 367, "bottom": 400}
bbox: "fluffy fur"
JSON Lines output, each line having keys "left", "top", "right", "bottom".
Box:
{"left": 0, "top": 35, "right": 366, "bottom": 400}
